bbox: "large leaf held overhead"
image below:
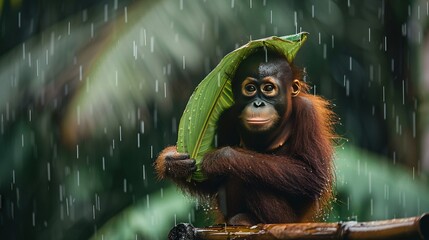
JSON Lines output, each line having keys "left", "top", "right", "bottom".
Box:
{"left": 177, "top": 32, "right": 309, "bottom": 181}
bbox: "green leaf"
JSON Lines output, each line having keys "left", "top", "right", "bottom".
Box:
{"left": 177, "top": 32, "right": 309, "bottom": 181}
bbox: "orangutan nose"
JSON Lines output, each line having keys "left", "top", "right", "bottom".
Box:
{"left": 253, "top": 101, "right": 265, "bottom": 108}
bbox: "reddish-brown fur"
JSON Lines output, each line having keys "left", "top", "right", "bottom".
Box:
{"left": 155, "top": 68, "right": 335, "bottom": 225}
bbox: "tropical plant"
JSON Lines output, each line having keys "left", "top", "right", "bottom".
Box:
{"left": 177, "top": 33, "right": 308, "bottom": 181}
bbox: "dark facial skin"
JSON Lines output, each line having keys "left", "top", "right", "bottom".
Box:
{"left": 232, "top": 49, "right": 295, "bottom": 150}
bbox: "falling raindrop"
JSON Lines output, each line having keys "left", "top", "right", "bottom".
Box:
{"left": 104, "top": 4, "right": 108, "bottom": 22}
{"left": 79, "top": 65, "right": 83, "bottom": 81}
{"left": 82, "top": 9, "right": 87, "bottom": 22}
{"left": 119, "top": 126, "right": 122, "bottom": 141}
{"left": 66, "top": 198, "right": 70, "bottom": 217}
{"left": 96, "top": 194, "right": 101, "bottom": 211}
{"left": 426, "top": 1, "right": 429, "bottom": 16}
{"left": 393, "top": 151, "right": 396, "bottom": 165}
{"left": 146, "top": 194, "right": 150, "bottom": 209}
{"left": 311, "top": 5, "right": 315, "bottom": 18}
{"left": 395, "top": 115, "right": 399, "bottom": 133}
{"left": 47, "top": 162, "right": 51, "bottom": 181}
{"left": 368, "top": 172, "right": 372, "bottom": 194}
{"left": 115, "top": 70, "right": 118, "bottom": 86}
{"left": 155, "top": 79, "right": 159, "bottom": 93}
{"left": 59, "top": 185, "right": 63, "bottom": 202}
{"left": 402, "top": 23, "right": 407, "bottom": 36}
{"left": 36, "top": 60, "right": 39, "bottom": 76}
{"left": 141, "top": 28, "right": 147, "bottom": 46}
{"left": 133, "top": 41, "right": 137, "bottom": 60}
{"left": 76, "top": 145, "right": 79, "bottom": 159}
{"left": 182, "top": 56, "right": 186, "bottom": 69}
{"left": 124, "top": 7, "right": 128, "bottom": 23}
{"left": 383, "top": 103, "right": 386, "bottom": 120}
{"left": 384, "top": 36, "right": 388, "bottom": 51}
{"left": 418, "top": 4, "right": 421, "bottom": 19}
{"left": 92, "top": 205, "right": 96, "bottom": 219}
{"left": 12, "top": 169, "right": 16, "bottom": 185}
{"left": 150, "top": 36, "right": 155, "bottom": 52}
{"left": 10, "top": 193, "right": 17, "bottom": 212}
{"left": 412, "top": 112, "right": 416, "bottom": 138}
{"left": 6, "top": 103, "right": 9, "bottom": 121}
{"left": 22, "top": 43, "right": 26, "bottom": 60}
{"left": 349, "top": 57, "right": 353, "bottom": 71}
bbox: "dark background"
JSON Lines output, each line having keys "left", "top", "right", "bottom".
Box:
{"left": 1, "top": 0, "right": 428, "bottom": 239}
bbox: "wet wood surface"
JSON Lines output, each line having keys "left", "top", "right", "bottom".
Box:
{"left": 168, "top": 213, "right": 429, "bottom": 240}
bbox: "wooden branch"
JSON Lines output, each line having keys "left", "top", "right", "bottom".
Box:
{"left": 168, "top": 213, "right": 429, "bottom": 240}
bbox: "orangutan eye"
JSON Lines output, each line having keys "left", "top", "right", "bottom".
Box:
{"left": 243, "top": 84, "right": 257, "bottom": 97}
{"left": 245, "top": 84, "right": 256, "bottom": 92}
{"left": 263, "top": 84, "right": 274, "bottom": 92}
{"left": 261, "top": 83, "right": 278, "bottom": 97}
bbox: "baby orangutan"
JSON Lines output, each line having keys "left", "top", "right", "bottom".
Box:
{"left": 156, "top": 48, "right": 335, "bottom": 225}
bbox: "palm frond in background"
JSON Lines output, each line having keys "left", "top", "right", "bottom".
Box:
{"left": 0, "top": 0, "right": 428, "bottom": 239}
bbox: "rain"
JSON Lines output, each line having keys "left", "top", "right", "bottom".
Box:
{"left": 0, "top": 0, "right": 429, "bottom": 239}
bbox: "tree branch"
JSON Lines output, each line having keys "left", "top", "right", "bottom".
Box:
{"left": 168, "top": 213, "right": 429, "bottom": 240}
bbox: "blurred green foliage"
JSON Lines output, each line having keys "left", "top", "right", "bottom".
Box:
{"left": 0, "top": 0, "right": 428, "bottom": 239}
{"left": 332, "top": 145, "right": 429, "bottom": 222}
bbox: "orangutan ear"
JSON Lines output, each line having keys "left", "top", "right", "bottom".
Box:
{"left": 291, "top": 79, "right": 301, "bottom": 97}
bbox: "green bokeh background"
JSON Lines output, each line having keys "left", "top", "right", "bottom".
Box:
{"left": 0, "top": 0, "right": 428, "bottom": 239}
